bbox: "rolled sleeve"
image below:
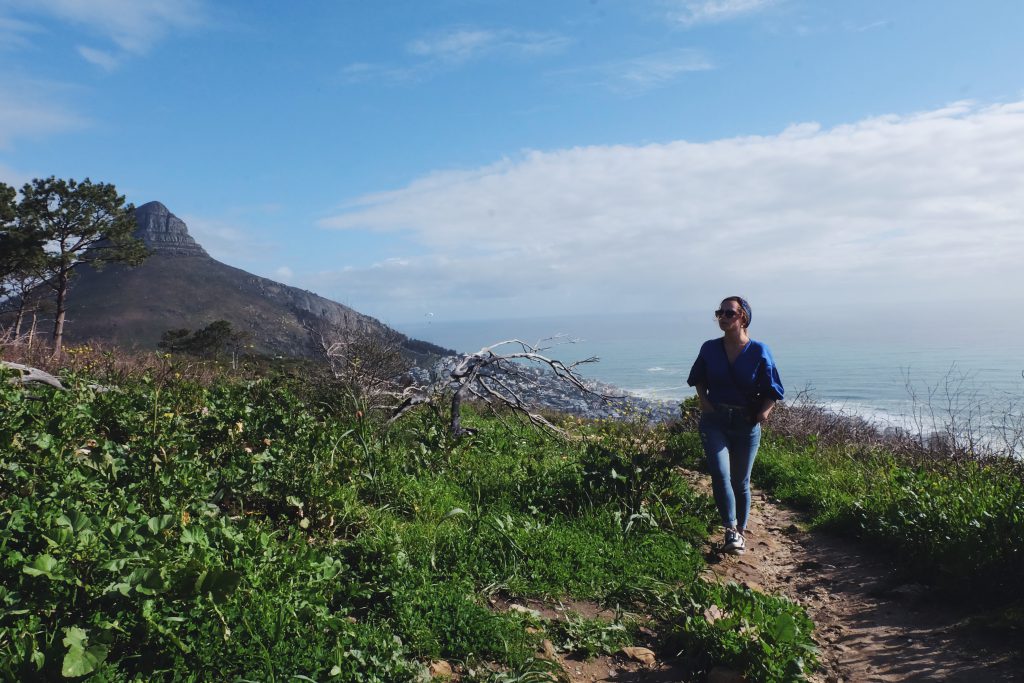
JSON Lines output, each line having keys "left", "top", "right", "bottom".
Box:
{"left": 686, "top": 355, "right": 707, "bottom": 388}
{"left": 758, "top": 349, "right": 784, "bottom": 401}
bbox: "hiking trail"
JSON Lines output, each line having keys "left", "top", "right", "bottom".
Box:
{"left": 484, "top": 470, "right": 1022, "bottom": 682}
{"left": 685, "top": 468, "right": 1023, "bottom": 682}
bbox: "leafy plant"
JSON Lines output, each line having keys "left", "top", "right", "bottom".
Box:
{"left": 657, "top": 580, "right": 818, "bottom": 682}
{"left": 548, "top": 611, "right": 636, "bottom": 659}
{"left": 0, "top": 365, "right": 819, "bottom": 681}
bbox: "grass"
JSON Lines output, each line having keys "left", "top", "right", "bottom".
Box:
{"left": 0, "top": 362, "right": 818, "bottom": 682}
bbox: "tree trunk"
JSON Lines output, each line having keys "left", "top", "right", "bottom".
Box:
{"left": 449, "top": 387, "right": 463, "bottom": 436}
{"left": 52, "top": 270, "right": 68, "bottom": 356}
{"left": 13, "top": 302, "right": 25, "bottom": 338}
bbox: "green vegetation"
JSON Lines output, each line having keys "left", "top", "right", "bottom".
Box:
{"left": 0, "top": 362, "right": 817, "bottom": 681}
{"left": 547, "top": 612, "right": 637, "bottom": 659}
{"left": 158, "top": 321, "right": 249, "bottom": 360}
{"left": 752, "top": 436, "right": 1024, "bottom": 593}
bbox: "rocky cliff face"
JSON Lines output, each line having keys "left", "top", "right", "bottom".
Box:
{"left": 134, "top": 201, "right": 209, "bottom": 257}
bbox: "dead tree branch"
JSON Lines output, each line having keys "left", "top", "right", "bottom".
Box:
{"left": 392, "top": 337, "right": 616, "bottom": 439}
{"left": 2, "top": 360, "right": 65, "bottom": 390}
{"left": 307, "top": 319, "right": 411, "bottom": 412}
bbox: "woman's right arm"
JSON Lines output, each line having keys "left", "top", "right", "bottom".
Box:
{"left": 694, "top": 383, "right": 714, "bottom": 413}
{"left": 687, "top": 343, "right": 713, "bottom": 413}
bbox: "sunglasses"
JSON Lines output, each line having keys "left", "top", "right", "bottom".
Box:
{"left": 714, "top": 309, "right": 742, "bottom": 320}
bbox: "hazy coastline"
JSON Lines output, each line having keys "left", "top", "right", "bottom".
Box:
{"left": 397, "top": 311, "right": 1024, "bottom": 439}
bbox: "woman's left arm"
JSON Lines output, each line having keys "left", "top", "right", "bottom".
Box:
{"left": 754, "top": 346, "right": 783, "bottom": 424}
{"left": 754, "top": 398, "right": 776, "bottom": 424}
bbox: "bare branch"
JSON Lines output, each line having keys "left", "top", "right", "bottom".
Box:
{"left": 306, "top": 318, "right": 415, "bottom": 415}
{"left": 391, "top": 336, "right": 619, "bottom": 440}
{"left": 2, "top": 360, "right": 65, "bottom": 390}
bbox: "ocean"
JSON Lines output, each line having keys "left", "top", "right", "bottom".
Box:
{"left": 395, "top": 310, "right": 1024, "bottom": 434}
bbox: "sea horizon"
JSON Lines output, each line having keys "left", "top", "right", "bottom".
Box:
{"left": 395, "top": 310, "right": 1024, "bottom": 438}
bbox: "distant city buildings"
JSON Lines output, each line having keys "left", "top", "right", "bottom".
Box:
{"left": 409, "top": 356, "right": 677, "bottom": 423}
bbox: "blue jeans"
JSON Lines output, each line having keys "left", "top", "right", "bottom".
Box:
{"left": 699, "top": 407, "right": 761, "bottom": 531}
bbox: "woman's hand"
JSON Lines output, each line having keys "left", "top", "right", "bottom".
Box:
{"left": 754, "top": 400, "right": 776, "bottom": 424}
{"left": 695, "top": 385, "right": 714, "bottom": 413}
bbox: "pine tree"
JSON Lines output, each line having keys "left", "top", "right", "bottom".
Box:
{"left": 15, "top": 177, "right": 148, "bottom": 354}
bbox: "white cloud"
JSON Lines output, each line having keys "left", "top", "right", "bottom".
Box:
{"left": 407, "top": 29, "right": 496, "bottom": 61}
{"left": 407, "top": 28, "right": 570, "bottom": 62}
{"left": 847, "top": 19, "right": 892, "bottom": 33}
{"left": 28, "top": 0, "right": 204, "bottom": 52}
{"left": 318, "top": 100, "right": 1024, "bottom": 320}
{"left": 339, "top": 61, "right": 418, "bottom": 85}
{"left": 603, "top": 48, "right": 713, "bottom": 93}
{"left": 274, "top": 266, "right": 294, "bottom": 281}
{"left": 179, "top": 214, "right": 268, "bottom": 262}
{"left": 77, "top": 45, "right": 120, "bottom": 70}
{"left": 3, "top": 0, "right": 206, "bottom": 66}
{"left": 547, "top": 48, "right": 713, "bottom": 95}
{"left": 341, "top": 27, "right": 570, "bottom": 84}
{"left": 0, "top": 15, "right": 41, "bottom": 49}
{"left": 0, "top": 81, "right": 85, "bottom": 148}
{"left": 665, "top": 0, "right": 776, "bottom": 27}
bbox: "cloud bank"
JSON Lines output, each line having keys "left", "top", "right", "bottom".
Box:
{"left": 316, "top": 100, "right": 1024, "bottom": 320}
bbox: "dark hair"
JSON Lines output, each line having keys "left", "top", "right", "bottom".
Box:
{"left": 721, "top": 296, "right": 751, "bottom": 328}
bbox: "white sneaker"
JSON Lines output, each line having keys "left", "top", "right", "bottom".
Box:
{"left": 724, "top": 529, "right": 746, "bottom": 555}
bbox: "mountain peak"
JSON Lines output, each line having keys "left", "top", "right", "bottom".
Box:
{"left": 134, "top": 201, "right": 209, "bottom": 257}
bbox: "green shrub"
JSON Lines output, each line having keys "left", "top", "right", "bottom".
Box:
{"left": 0, "top": 372, "right": 819, "bottom": 680}
{"left": 666, "top": 429, "right": 704, "bottom": 470}
{"left": 658, "top": 580, "right": 817, "bottom": 682}
{"left": 548, "top": 612, "right": 637, "bottom": 659}
{"left": 753, "top": 433, "right": 1024, "bottom": 594}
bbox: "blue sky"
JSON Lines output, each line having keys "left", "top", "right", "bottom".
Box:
{"left": 2, "top": 0, "right": 1023, "bottom": 326}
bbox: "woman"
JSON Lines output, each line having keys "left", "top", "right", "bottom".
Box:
{"left": 686, "top": 296, "right": 784, "bottom": 555}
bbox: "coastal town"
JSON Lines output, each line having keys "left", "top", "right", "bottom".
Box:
{"left": 409, "top": 354, "right": 680, "bottom": 424}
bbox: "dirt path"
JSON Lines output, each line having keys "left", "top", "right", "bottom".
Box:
{"left": 483, "top": 471, "right": 1022, "bottom": 682}
{"left": 686, "top": 469, "right": 1024, "bottom": 682}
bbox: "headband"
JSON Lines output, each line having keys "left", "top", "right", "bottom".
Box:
{"left": 737, "top": 298, "right": 752, "bottom": 327}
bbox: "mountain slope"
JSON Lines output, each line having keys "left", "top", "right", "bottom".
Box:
{"left": 57, "top": 201, "right": 447, "bottom": 360}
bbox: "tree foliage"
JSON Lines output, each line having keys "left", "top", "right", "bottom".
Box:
{"left": 0, "top": 182, "right": 14, "bottom": 227}
{"left": 6, "top": 177, "right": 148, "bottom": 353}
{"left": 159, "top": 320, "right": 250, "bottom": 361}
{"left": 0, "top": 182, "right": 26, "bottom": 285}
{"left": 0, "top": 183, "right": 51, "bottom": 336}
